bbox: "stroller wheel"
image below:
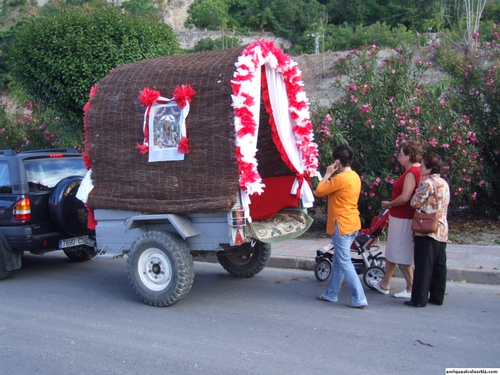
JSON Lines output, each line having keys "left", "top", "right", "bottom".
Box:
{"left": 363, "top": 266, "right": 385, "bottom": 289}
{"left": 370, "top": 256, "right": 386, "bottom": 271}
{"left": 314, "top": 259, "right": 332, "bottom": 282}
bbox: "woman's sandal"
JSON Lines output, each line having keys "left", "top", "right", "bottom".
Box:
{"left": 346, "top": 302, "right": 367, "bottom": 310}
{"left": 316, "top": 294, "right": 328, "bottom": 301}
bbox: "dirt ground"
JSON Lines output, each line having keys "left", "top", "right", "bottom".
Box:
{"left": 302, "top": 211, "right": 500, "bottom": 245}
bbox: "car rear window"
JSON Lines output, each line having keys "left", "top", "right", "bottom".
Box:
{"left": 0, "top": 162, "right": 12, "bottom": 193}
{"left": 24, "top": 157, "right": 87, "bottom": 192}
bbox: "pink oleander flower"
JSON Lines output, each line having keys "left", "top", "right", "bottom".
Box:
{"left": 346, "top": 83, "right": 358, "bottom": 93}
{"left": 412, "top": 106, "right": 421, "bottom": 116}
{"left": 391, "top": 70, "right": 396, "bottom": 74}
{"left": 472, "top": 32, "right": 479, "bottom": 40}
{"left": 359, "top": 104, "right": 373, "bottom": 114}
{"left": 442, "top": 144, "right": 450, "bottom": 148}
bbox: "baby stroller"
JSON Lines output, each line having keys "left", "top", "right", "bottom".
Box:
{"left": 314, "top": 209, "right": 389, "bottom": 289}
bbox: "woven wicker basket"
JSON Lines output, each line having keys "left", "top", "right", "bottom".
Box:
{"left": 85, "top": 46, "right": 292, "bottom": 214}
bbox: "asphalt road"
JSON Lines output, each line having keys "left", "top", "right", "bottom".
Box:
{"left": 1, "top": 252, "right": 499, "bottom": 375}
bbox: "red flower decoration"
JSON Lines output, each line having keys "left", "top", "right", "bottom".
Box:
{"left": 89, "top": 84, "right": 99, "bottom": 99}
{"left": 177, "top": 137, "right": 190, "bottom": 154}
{"left": 241, "top": 93, "right": 255, "bottom": 107}
{"left": 82, "top": 150, "right": 91, "bottom": 170}
{"left": 173, "top": 85, "right": 196, "bottom": 109}
{"left": 136, "top": 144, "right": 149, "bottom": 154}
{"left": 139, "top": 88, "right": 161, "bottom": 107}
{"left": 231, "top": 40, "right": 318, "bottom": 194}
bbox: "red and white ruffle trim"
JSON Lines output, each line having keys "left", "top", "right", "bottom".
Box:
{"left": 231, "top": 40, "right": 318, "bottom": 195}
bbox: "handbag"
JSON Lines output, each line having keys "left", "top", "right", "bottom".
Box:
{"left": 411, "top": 210, "right": 438, "bottom": 233}
{"left": 411, "top": 178, "right": 439, "bottom": 233}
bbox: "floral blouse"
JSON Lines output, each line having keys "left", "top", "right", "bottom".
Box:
{"left": 410, "top": 174, "right": 450, "bottom": 243}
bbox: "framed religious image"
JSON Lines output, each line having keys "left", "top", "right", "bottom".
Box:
{"left": 148, "top": 102, "right": 187, "bottom": 162}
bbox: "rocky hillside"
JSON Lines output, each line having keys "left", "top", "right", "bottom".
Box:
{"left": 294, "top": 47, "right": 442, "bottom": 107}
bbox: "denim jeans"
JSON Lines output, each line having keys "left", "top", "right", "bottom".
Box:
{"left": 321, "top": 222, "right": 368, "bottom": 306}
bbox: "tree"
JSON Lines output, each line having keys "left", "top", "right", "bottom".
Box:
{"left": 8, "top": 4, "right": 180, "bottom": 129}
{"left": 184, "top": 0, "right": 236, "bottom": 29}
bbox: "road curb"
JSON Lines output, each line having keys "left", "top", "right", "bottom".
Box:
{"left": 196, "top": 254, "right": 500, "bottom": 285}
{"left": 267, "top": 256, "right": 500, "bottom": 285}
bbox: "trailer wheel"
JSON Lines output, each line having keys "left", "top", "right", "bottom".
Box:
{"left": 217, "top": 240, "right": 271, "bottom": 277}
{"left": 127, "top": 231, "right": 194, "bottom": 307}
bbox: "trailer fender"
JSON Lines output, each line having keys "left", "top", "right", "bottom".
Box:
{"left": 124, "top": 214, "right": 201, "bottom": 239}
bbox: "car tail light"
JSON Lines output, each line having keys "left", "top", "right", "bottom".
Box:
{"left": 13, "top": 198, "right": 31, "bottom": 221}
{"left": 230, "top": 207, "right": 246, "bottom": 228}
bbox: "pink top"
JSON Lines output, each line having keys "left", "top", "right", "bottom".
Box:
{"left": 390, "top": 165, "right": 421, "bottom": 219}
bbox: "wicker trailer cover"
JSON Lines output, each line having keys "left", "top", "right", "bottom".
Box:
{"left": 85, "top": 46, "right": 294, "bottom": 215}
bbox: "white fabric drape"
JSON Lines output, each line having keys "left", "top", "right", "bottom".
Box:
{"left": 264, "top": 65, "right": 315, "bottom": 208}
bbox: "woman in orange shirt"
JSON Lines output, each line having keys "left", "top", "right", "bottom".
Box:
{"left": 315, "top": 145, "right": 368, "bottom": 309}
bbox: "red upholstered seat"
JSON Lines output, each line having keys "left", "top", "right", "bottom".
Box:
{"left": 248, "top": 175, "right": 299, "bottom": 221}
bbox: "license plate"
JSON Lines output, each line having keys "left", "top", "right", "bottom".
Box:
{"left": 59, "top": 235, "right": 88, "bottom": 249}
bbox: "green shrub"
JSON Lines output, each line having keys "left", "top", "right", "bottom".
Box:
{"left": 8, "top": 4, "right": 180, "bottom": 130}
{"left": 312, "top": 45, "right": 487, "bottom": 224}
{"left": 294, "top": 22, "right": 424, "bottom": 55}
{"left": 192, "top": 36, "right": 242, "bottom": 52}
{"left": 435, "top": 25, "right": 500, "bottom": 217}
{"left": 0, "top": 101, "right": 77, "bottom": 151}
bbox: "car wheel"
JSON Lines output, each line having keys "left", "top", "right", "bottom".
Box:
{"left": 217, "top": 240, "right": 271, "bottom": 277}
{"left": 49, "top": 176, "right": 92, "bottom": 237}
{"left": 127, "top": 231, "right": 194, "bottom": 307}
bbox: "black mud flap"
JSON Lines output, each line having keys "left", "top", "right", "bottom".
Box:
{"left": 0, "top": 239, "right": 21, "bottom": 272}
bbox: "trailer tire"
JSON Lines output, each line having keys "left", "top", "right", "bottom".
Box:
{"left": 127, "top": 231, "right": 194, "bottom": 307}
{"left": 217, "top": 240, "right": 271, "bottom": 277}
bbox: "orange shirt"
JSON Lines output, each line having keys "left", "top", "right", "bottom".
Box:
{"left": 314, "top": 170, "right": 362, "bottom": 235}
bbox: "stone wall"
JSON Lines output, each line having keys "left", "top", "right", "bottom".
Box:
{"left": 174, "top": 29, "right": 291, "bottom": 50}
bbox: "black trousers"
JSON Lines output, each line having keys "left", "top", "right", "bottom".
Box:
{"left": 412, "top": 236, "right": 447, "bottom": 306}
